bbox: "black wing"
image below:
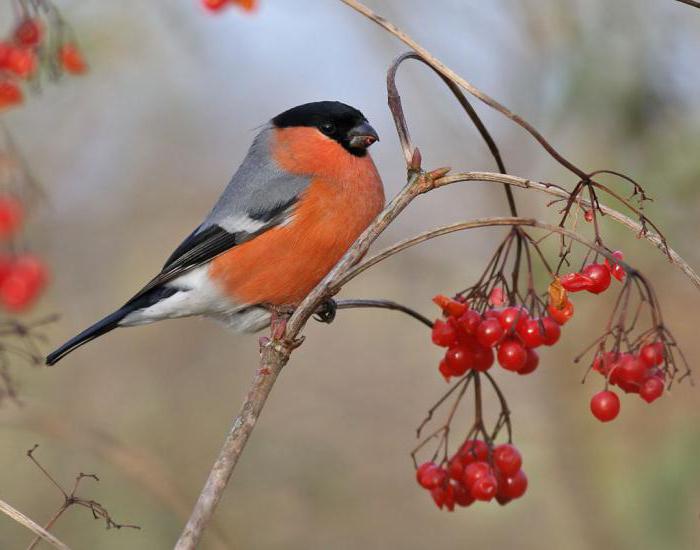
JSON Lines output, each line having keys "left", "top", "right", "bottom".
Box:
{"left": 125, "top": 198, "right": 298, "bottom": 306}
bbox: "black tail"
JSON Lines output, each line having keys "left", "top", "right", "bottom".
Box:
{"left": 45, "top": 307, "right": 131, "bottom": 366}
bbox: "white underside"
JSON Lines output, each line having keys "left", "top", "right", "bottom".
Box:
{"left": 119, "top": 265, "right": 271, "bottom": 332}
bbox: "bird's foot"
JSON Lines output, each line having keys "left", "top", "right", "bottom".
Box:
{"left": 313, "top": 298, "right": 337, "bottom": 324}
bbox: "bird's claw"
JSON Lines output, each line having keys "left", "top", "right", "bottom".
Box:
{"left": 313, "top": 298, "right": 337, "bottom": 324}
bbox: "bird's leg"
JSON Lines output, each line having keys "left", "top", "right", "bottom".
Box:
{"left": 258, "top": 305, "right": 305, "bottom": 353}
{"left": 313, "top": 298, "right": 337, "bottom": 324}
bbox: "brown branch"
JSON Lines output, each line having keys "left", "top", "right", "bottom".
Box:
{"left": 0, "top": 498, "right": 72, "bottom": 550}
{"left": 675, "top": 0, "right": 700, "bottom": 8}
{"left": 334, "top": 298, "right": 433, "bottom": 328}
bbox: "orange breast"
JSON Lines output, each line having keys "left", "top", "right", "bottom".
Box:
{"left": 208, "top": 127, "right": 385, "bottom": 306}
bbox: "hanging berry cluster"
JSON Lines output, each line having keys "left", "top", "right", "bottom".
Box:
{"left": 413, "top": 226, "right": 690, "bottom": 511}
{"left": 201, "top": 0, "right": 257, "bottom": 13}
{"left": 0, "top": 0, "right": 87, "bottom": 112}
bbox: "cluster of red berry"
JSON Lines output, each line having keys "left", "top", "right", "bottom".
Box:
{"left": 0, "top": 14, "right": 86, "bottom": 111}
{"left": 589, "top": 341, "right": 666, "bottom": 422}
{"left": 558, "top": 252, "right": 625, "bottom": 294}
{"left": 431, "top": 293, "right": 560, "bottom": 379}
{"left": 202, "top": 0, "right": 257, "bottom": 12}
{"left": 416, "top": 439, "right": 527, "bottom": 509}
{"left": 0, "top": 195, "right": 48, "bottom": 311}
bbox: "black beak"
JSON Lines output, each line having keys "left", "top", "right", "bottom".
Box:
{"left": 348, "top": 121, "right": 379, "bottom": 149}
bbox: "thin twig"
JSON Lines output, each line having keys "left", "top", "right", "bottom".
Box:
{"left": 334, "top": 299, "right": 433, "bottom": 328}
{"left": 0, "top": 498, "right": 72, "bottom": 550}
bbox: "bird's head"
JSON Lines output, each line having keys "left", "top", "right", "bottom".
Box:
{"left": 271, "top": 101, "right": 378, "bottom": 158}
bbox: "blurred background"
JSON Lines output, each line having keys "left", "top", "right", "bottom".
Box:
{"left": 1, "top": 0, "right": 700, "bottom": 548}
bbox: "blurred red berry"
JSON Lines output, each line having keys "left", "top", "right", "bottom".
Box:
{"left": 498, "top": 306, "right": 529, "bottom": 333}
{"left": 458, "top": 309, "right": 481, "bottom": 335}
{"left": 471, "top": 344, "right": 494, "bottom": 372}
{"left": 493, "top": 444, "right": 522, "bottom": 476}
{"left": 518, "top": 348, "right": 539, "bottom": 375}
{"left": 416, "top": 462, "right": 446, "bottom": 489}
{"left": 234, "top": 0, "right": 257, "bottom": 10}
{"left": 584, "top": 209, "right": 593, "bottom": 222}
{"left": 540, "top": 317, "right": 561, "bottom": 346}
{"left": 639, "top": 377, "right": 664, "bottom": 403}
{"left": 459, "top": 439, "right": 488, "bottom": 463}
{"left": 476, "top": 318, "right": 504, "bottom": 348}
{"left": 445, "top": 346, "right": 473, "bottom": 376}
{"left": 497, "top": 469, "right": 528, "bottom": 500}
{"left": 517, "top": 318, "right": 544, "bottom": 348}
{"left": 451, "top": 480, "right": 474, "bottom": 507}
{"left": 59, "top": 43, "right": 87, "bottom": 75}
{"left": 639, "top": 342, "right": 664, "bottom": 367}
{"left": 6, "top": 47, "right": 36, "bottom": 78}
{"left": 582, "top": 263, "right": 611, "bottom": 294}
{"left": 431, "top": 318, "right": 457, "bottom": 347}
{"left": 14, "top": 19, "right": 43, "bottom": 47}
{"left": 590, "top": 390, "right": 620, "bottom": 422}
{"left": 0, "top": 255, "right": 48, "bottom": 312}
{"left": 497, "top": 339, "right": 527, "bottom": 371}
{"left": 202, "top": 0, "right": 230, "bottom": 10}
{"left": 0, "top": 195, "right": 23, "bottom": 237}
{"left": 463, "top": 461, "right": 491, "bottom": 489}
{"left": 605, "top": 250, "right": 626, "bottom": 281}
{"left": 0, "top": 80, "right": 24, "bottom": 111}
{"left": 471, "top": 474, "right": 498, "bottom": 501}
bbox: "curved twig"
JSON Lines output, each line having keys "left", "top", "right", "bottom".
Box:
{"left": 334, "top": 299, "right": 433, "bottom": 328}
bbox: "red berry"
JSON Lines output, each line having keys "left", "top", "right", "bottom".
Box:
{"left": 471, "top": 474, "right": 498, "bottom": 501}
{"left": 447, "top": 456, "right": 466, "bottom": 480}
{"left": 14, "top": 19, "right": 42, "bottom": 47}
{"left": 451, "top": 480, "right": 474, "bottom": 507}
{"left": 584, "top": 209, "right": 593, "bottom": 222}
{"left": 471, "top": 344, "right": 495, "bottom": 372}
{"left": 517, "top": 318, "right": 544, "bottom": 348}
{"left": 540, "top": 317, "right": 561, "bottom": 346}
{"left": 0, "top": 254, "right": 48, "bottom": 312}
{"left": 559, "top": 272, "right": 594, "bottom": 292}
{"left": 458, "top": 309, "right": 481, "bottom": 335}
{"left": 518, "top": 348, "right": 539, "bottom": 375}
{"left": 476, "top": 318, "right": 504, "bottom": 348}
{"left": 582, "top": 263, "right": 611, "bottom": 294}
{"left": 493, "top": 444, "right": 522, "bottom": 476}
{"left": 639, "top": 342, "right": 664, "bottom": 367}
{"left": 5, "top": 47, "right": 36, "bottom": 78}
{"left": 605, "top": 250, "right": 626, "bottom": 281}
{"left": 438, "top": 359, "right": 452, "bottom": 382}
{"left": 497, "top": 339, "right": 527, "bottom": 371}
{"left": 463, "top": 461, "right": 491, "bottom": 489}
{"left": 498, "top": 306, "right": 529, "bottom": 333}
{"left": 416, "top": 462, "right": 446, "bottom": 489}
{"left": 0, "top": 195, "right": 23, "bottom": 237}
{"left": 430, "top": 486, "right": 447, "bottom": 509}
{"left": 202, "top": 0, "right": 230, "bottom": 10}
{"left": 640, "top": 377, "right": 664, "bottom": 403}
{"left": 547, "top": 300, "right": 574, "bottom": 325}
{"left": 497, "top": 469, "right": 528, "bottom": 500}
{"left": 59, "top": 43, "right": 87, "bottom": 75}
{"left": 431, "top": 319, "right": 457, "bottom": 347}
{"left": 0, "top": 81, "right": 23, "bottom": 111}
{"left": 459, "top": 439, "right": 488, "bottom": 463}
{"left": 613, "top": 355, "right": 646, "bottom": 388}
{"left": 590, "top": 391, "right": 620, "bottom": 422}
{"left": 445, "top": 346, "right": 473, "bottom": 376}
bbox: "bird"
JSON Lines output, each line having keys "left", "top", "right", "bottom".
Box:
{"left": 45, "top": 101, "right": 384, "bottom": 365}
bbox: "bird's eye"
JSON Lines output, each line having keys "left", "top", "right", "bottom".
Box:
{"left": 319, "top": 122, "right": 336, "bottom": 135}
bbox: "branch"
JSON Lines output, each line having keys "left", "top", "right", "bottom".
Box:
{"left": 335, "top": 299, "right": 433, "bottom": 328}
{"left": 675, "top": 0, "right": 700, "bottom": 8}
{"left": 0, "top": 497, "right": 72, "bottom": 550}
{"left": 431, "top": 172, "right": 700, "bottom": 290}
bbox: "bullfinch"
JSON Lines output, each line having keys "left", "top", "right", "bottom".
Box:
{"left": 46, "top": 101, "right": 384, "bottom": 365}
